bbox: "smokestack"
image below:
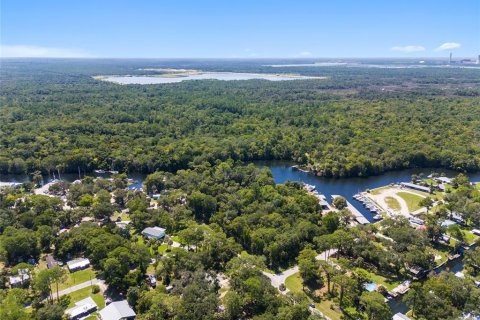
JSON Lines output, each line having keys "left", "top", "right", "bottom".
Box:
{"left": 449, "top": 52, "right": 452, "bottom": 64}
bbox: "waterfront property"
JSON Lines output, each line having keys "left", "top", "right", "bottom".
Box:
{"left": 393, "top": 313, "right": 411, "bottom": 320}
{"left": 400, "top": 182, "right": 431, "bottom": 194}
{"left": 332, "top": 195, "right": 370, "bottom": 224}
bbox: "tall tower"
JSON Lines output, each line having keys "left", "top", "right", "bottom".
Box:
{"left": 477, "top": 55, "right": 480, "bottom": 65}
{"left": 449, "top": 52, "right": 452, "bottom": 64}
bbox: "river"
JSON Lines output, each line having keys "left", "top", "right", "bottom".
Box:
{"left": 255, "top": 161, "right": 480, "bottom": 314}
{"left": 2, "top": 163, "right": 479, "bottom": 313}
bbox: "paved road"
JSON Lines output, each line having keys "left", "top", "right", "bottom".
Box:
{"left": 262, "top": 249, "right": 337, "bottom": 294}
{"left": 56, "top": 278, "right": 104, "bottom": 297}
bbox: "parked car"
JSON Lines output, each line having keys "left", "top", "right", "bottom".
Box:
{"left": 148, "top": 274, "right": 156, "bottom": 287}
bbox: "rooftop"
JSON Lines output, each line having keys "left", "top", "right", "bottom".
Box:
{"left": 65, "top": 296, "right": 97, "bottom": 319}
{"left": 98, "top": 300, "right": 136, "bottom": 320}
{"left": 142, "top": 226, "right": 166, "bottom": 238}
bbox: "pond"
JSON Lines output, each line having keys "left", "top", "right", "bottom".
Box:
{"left": 97, "top": 72, "right": 323, "bottom": 84}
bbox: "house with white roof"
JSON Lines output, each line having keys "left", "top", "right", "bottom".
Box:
{"left": 9, "top": 268, "right": 30, "bottom": 287}
{"left": 65, "top": 296, "right": 97, "bottom": 319}
{"left": 67, "top": 258, "right": 90, "bottom": 271}
{"left": 98, "top": 300, "right": 136, "bottom": 320}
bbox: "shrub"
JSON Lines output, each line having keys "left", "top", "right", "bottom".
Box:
{"left": 92, "top": 284, "right": 100, "bottom": 294}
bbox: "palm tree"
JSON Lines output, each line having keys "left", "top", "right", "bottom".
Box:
{"left": 49, "top": 267, "right": 67, "bottom": 301}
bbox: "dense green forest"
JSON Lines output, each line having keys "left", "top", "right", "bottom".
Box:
{"left": 1, "top": 59, "right": 480, "bottom": 177}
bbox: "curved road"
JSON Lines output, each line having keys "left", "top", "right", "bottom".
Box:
{"left": 262, "top": 249, "right": 337, "bottom": 294}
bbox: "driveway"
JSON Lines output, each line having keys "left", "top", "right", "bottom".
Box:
{"left": 262, "top": 249, "right": 337, "bottom": 294}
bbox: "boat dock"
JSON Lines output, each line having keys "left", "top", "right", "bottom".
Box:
{"left": 332, "top": 195, "right": 370, "bottom": 224}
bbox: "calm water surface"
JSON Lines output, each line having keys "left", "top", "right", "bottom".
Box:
{"left": 100, "top": 72, "right": 322, "bottom": 84}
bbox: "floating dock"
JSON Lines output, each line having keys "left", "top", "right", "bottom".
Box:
{"left": 332, "top": 195, "right": 370, "bottom": 224}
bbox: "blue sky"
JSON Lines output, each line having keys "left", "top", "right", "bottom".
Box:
{"left": 1, "top": 0, "right": 479, "bottom": 58}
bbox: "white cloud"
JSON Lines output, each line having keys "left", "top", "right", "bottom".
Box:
{"left": 0, "top": 45, "right": 92, "bottom": 58}
{"left": 390, "top": 45, "right": 426, "bottom": 53}
{"left": 434, "top": 42, "right": 461, "bottom": 51}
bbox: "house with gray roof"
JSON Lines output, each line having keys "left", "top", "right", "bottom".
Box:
{"left": 141, "top": 226, "right": 166, "bottom": 240}
{"left": 98, "top": 300, "right": 136, "bottom": 320}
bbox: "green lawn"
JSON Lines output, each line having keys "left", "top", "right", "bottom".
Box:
{"left": 285, "top": 273, "right": 304, "bottom": 293}
{"left": 385, "top": 196, "right": 401, "bottom": 210}
{"left": 158, "top": 243, "right": 168, "bottom": 253}
{"left": 446, "top": 228, "right": 479, "bottom": 246}
{"left": 397, "top": 192, "right": 423, "bottom": 212}
{"left": 285, "top": 273, "right": 341, "bottom": 320}
{"left": 463, "top": 230, "right": 479, "bottom": 245}
{"left": 58, "top": 268, "right": 96, "bottom": 290}
{"left": 429, "top": 247, "right": 449, "bottom": 267}
{"left": 354, "top": 267, "right": 401, "bottom": 291}
{"left": 67, "top": 286, "right": 105, "bottom": 309}
{"left": 111, "top": 211, "right": 130, "bottom": 221}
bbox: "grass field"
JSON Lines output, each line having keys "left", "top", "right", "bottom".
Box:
{"left": 385, "top": 196, "right": 401, "bottom": 210}
{"left": 369, "top": 186, "right": 390, "bottom": 195}
{"left": 285, "top": 273, "right": 342, "bottom": 320}
{"left": 67, "top": 285, "right": 105, "bottom": 309}
{"left": 462, "top": 230, "right": 479, "bottom": 245}
{"left": 58, "top": 268, "right": 96, "bottom": 290}
{"left": 397, "top": 192, "right": 423, "bottom": 212}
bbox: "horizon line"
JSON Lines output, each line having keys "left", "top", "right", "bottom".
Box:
{"left": 1, "top": 56, "right": 477, "bottom": 60}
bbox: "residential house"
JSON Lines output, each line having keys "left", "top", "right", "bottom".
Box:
{"left": 67, "top": 258, "right": 90, "bottom": 272}
{"left": 98, "top": 300, "right": 136, "bottom": 320}
{"left": 46, "top": 254, "right": 58, "bottom": 269}
{"left": 141, "top": 226, "right": 166, "bottom": 240}
{"left": 65, "top": 297, "right": 97, "bottom": 320}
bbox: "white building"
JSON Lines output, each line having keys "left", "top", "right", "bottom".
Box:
{"left": 65, "top": 297, "right": 97, "bottom": 319}
{"left": 98, "top": 300, "right": 136, "bottom": 320}
{"left": 9, "top": 268, "right": 30, "bottom": 287}
{"left": 67, "top": 258, "right": 90, "bottom": 271}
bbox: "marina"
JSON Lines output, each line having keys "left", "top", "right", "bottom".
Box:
{"left": 332, "top": 195, "right": 370, "bottom": 224}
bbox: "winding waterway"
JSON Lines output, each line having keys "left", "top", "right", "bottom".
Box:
{"left": 2, "top": 163, "right": 479, "bottom": 314}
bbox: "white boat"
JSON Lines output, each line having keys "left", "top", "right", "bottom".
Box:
{"left": 108, "top": 170, "right": 119, "bottom": 174}
{"left": 303, "top": 184, "right": 316, "bottom": 192}
{"left": 94, "top": 169, "right": 106, "bottom": 174}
